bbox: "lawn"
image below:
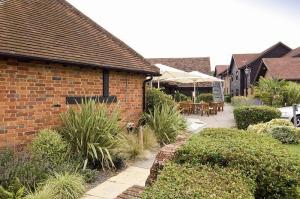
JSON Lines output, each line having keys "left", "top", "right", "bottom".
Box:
{"left": 285, "top": 144, "right": 300, "bottom": 158}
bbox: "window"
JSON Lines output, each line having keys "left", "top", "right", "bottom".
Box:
{"left": 103, "top": 69, "right": 109, "bottom": 97}
{"left": 236, "top": 71, "right": 239, "bottom": 80}
{"left": 236, "top": 89, "right": 239, "bottom": 96}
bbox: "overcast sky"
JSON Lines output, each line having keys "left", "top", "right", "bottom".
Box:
{"left": 67, "top": 0, "right": 300, "bottom": 70}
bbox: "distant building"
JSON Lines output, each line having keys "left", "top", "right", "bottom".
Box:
{"left": 228, "top": 42, "right": 291, "bottom": 96}
{"left": 214, "top": 65, "right": 229, "bottom": 94}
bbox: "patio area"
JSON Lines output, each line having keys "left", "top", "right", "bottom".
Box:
{"left": 185, "top": 103, "right": 235, "bottom": 129}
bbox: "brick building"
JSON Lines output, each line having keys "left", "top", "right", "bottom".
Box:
{"left": 0, "top": 0, "right": 159, "bottom": 150}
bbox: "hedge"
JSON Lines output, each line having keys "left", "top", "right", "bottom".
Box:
{"left": 174, "top": 128, "right": 300, "bottom": 199}
{"left": 233, "top": 105, "right": 281, "bottom": 129}
{"left": 142, "top": 163, "right": 255, "bottom": 199}
{"left": 196, "top": 93, "right": 213, "bottom": 103}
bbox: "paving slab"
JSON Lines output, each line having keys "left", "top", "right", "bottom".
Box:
{"left": 83, "top": 166, "right": 149, "bottom": 199}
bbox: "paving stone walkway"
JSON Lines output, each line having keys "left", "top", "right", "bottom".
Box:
{"left": 83, "top": 104, "right": 235, "bottom": 199}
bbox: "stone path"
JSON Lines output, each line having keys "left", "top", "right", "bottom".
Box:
{"left": 83, "top": 104, "right": 235, "bottom": 199}
{"left": 83, "top": 151, "right": 157, "bottom": 199}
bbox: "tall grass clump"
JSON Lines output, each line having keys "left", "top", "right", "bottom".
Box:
{"left": 30, "top": 173, "right": 85, "bottom": 199}
{"left": 143, "top": 104, "right": 186, "bottom": 145}
{"left": 60, "top": 99, "right": 122, "bottom": 170}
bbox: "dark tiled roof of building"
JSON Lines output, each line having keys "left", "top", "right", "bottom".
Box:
{"left": 147, "top": 57, "right": 211, "bottom": 74}
{"left": 232, "top": 54, "right": 258, "bottom": 69}
{"left": 214, "top": 65, "right": 228, "bottom": 76}
{"left": 262, "top": 58, "right": 300, "bottom": 80}
{"left": 284, "top": 47, "right": 300, "bottom": 57}
{"left": 238, "top": 42, "right": 291, "bottom": 69}
{"left": 0, "top": 0, "right": 159, "bottom": 75}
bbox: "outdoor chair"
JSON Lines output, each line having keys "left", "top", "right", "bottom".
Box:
{"left": 179, "top": 101, "right": 192, "bottom": 115}
{"left": 199, "top": 102, "right": 210, "bottom": 116}
{"left": 217, "top": 101, "right": 224, "bottom": 111}
{"left": 209, "top": 102, "right": 218, "bottom": 115}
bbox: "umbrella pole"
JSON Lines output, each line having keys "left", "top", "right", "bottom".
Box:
{"left": 193, "top": 81, "right": 196, "bottom": 103}
{"left": 157, "top": 77, "right": 160, "bottom": 89}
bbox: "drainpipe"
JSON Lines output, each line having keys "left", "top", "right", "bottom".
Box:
{"left": 143, "top": 75, "right": 153, "bottom": 111}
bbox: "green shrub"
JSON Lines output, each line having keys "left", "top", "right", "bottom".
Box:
{"left": 29, "top": 129, "right": 70, "bottom": 171}
{"left": 267, "top": 118, "right": 294, "bottom": 126}
{"left": 196, "top": 93, "right": 213, "bottom": 103}
{"left": 247, "top": 119, "right": 293, "bottom": 134}
{"left": 60, "top": 99, "right": 122, "bottom": 170}
{"left": 269, "top": 126, "right": 299, "bottom": 144}
{"left": 142, "top": 163, "right": 255, "bottom": 199}
{"left": 175, "top": 128, "right": 300, "bottom": 199}
{"left": 143, "top": 104, "right": 187, "bottom": 145}
{"left": 146, "top": 88, "right": 176, "bottom": 113}
{"left": 233, "top": 105, "right": 281, "bottom": 129}
{"left": 41, "top": 173, "right": 85, "bottom": 199}
{"left": 224, "top": 94, "right": 231, "bottom": 103}
{"left": 231, "top": 96, "right": 259, "bottom": 106}
{"left": 247, "top": 119, "right": 299, "bottom": 144}
{"left": 80, "top": 169, "right": 100, "bottom": 183}
{"left": 254, "top": 77, "right": 287, "bottom": 107}
{"left": 0, "top": 150, "right": 48, "bottom": 191}
{"left": 0, "top": 178, "right": 25, "bottom": 199}
{"left": 142, "top": 127, "right": 158, "bottom": 150}
{"left": 25, "top": 188, "right": 54, "bottom": 199}
{"left": 121, "top": 133, "right": 143, "bottom": 160}
{"left": 284, "top": 82, "right": 300, "bottom": 106}
{"left": 174, "top": 92, "right": 189, "bottom": 102}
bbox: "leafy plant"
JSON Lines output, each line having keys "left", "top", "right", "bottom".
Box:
{"left": 0, "top": 150, "right": 48, "bottom": 191}
{"left": 174, "top": 92, "right": 189, "bottom": 102}
{"left": 38, "top": 173, "right": 85, "bottom": 199}
{"left": 175, "top": 128, "right": 300, "bottom": 199}
{"left": 142, "top": 126, "right": 158, "bottom": 150}
{"left": 196, "top": 93, "right": 213, "bottom": 103}
{"left": 142, "top": 163, "right": 255, "bottom": 199}
{"left": 143, "top": 104, "right": 187, "bottom": 145}
{"left": 224, "top": 94, "right": 231, "bottom": 103}
{"left": 80, "top": 169, "right": 100, "bottom": 183}
{"left": 284, "top": 82, "right": 300, "bottom": 106}
{"left": 60, "top": 99, "right": 122, "bottom": 170}
{"left": 254, "top": 77, "right": 287, "bottom": 107}
{"left": 121, "top": 133, "right": 143, "bottom": 160}
{"left": 145, "top": 88, "right": 176, "bottom": 113}
{"left": 29, "top": 129, "right": 70, "bottom": 171}
{"left": 25, "top": 188, "right": 54, "bottom": 199}
{"left": 0, "top": 178, "right": 25, "bottom": 199}
{"left": 233, "top": 105, "right": 281, "bottom": 129}
{"left": 269, "top": 126, "right": 299, "bottom": 144}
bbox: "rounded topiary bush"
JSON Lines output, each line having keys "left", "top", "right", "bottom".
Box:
{"left": 29, "top": 129, "right": 70, "bottom": 170}
{"left": 269, "top": 126, "right": 299, "bottom": 144}
{"left": 142, "top": 163, "right": 255, "bottom": 199}
{"left": 174, "top": 128, "right": 300, "bottom": 199}
{"left": 233, "top": 105, "right": 281, "bottom": 129}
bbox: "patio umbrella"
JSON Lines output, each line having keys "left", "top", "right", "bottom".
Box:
{"left": 163, "top": 71, "right": 223, "bottom": 102}
{"left": 153, "top": 64, "right": 196, "bottom": 88}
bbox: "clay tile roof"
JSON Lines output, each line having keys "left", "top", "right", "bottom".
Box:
{"left": 284, "top": 47, "right": 300, "bottom": 58}
{"left": 232, "top": 54, "right": 259, "bottom": 69}
{"left": 262, "top": 58, "right": 300, "bottom": 80}
{"left": 214, "top": 65, "right": 228, "bottom": 76}
{"left": 147, "top": 57, "right": 211, "bottom": 74}
{"left": 0, "top": 0, "right": 159, "bottom": 75}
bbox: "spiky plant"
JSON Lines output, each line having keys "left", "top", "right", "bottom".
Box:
{"left": 60, "top": 99, "right": 122, "bottom": 170}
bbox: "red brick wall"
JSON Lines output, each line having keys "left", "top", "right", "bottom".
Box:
{"left": 0, "top": 58, "right": 145, "bottom": 150}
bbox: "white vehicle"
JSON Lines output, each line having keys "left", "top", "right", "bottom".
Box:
{"left": 278, "top": 105, "right": 300, "bottom": 127}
